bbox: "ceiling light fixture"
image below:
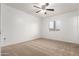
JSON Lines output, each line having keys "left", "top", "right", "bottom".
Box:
{"left": 40, "top": 9, "right": 46, "bottom": 13}
{"left": 33, "top": 3, "right": 54, "bottom": 15}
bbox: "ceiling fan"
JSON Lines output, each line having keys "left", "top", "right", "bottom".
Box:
{"left": 33, "top": 3, "right": 54, "bottom": 14}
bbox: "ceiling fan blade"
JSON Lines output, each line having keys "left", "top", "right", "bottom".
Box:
{"left": 36, "top": 10, "right": 41, "bottom": 13}
{"left": 33, "top": 5, "right": 41, "bottom": 9}
{"left": 46, "top": 9, "right": 54, "bottom": 11}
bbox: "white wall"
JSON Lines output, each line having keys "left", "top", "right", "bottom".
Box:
{"left": 42, "top": 11, "right": 79, "bottom": 44}
{"left": 1, "top": 4, "right": 79, "bottom": 47}
{"left": 1, "top": 4, "right": 41, "bottom": 46}
{"left": 0, "top": 3, "right": 1, "bottom": 55}
{"left": 0, "top": 4, "right": 1, "bottom": 42}
{"left": 78, "top": 11, "right": 79, "bottom": 41}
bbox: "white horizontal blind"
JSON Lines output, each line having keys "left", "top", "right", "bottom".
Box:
{"left": 49, "top": 21, "right": 54, "bottom": 29}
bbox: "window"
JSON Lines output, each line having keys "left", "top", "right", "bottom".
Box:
{"left": 49, "top": 21, "right": 55, "bottom": 31}
{"left": 49, "top": 21, "right": 54, "bottom": 29}
{"left": 49, "top": 20, "right": 60, "bottom": 31}
{"left": 56, "top": 20, "right": 61, "bottom": 30}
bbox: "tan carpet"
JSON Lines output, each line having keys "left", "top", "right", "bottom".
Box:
{"left": 1, "top": 38, "right": 79, "bottom": 56}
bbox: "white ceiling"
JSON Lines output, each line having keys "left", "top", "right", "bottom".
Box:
{"left": 5, "top": 3, "right": 79, "bottom": 18}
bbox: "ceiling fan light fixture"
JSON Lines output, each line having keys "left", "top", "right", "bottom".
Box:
{"left": 40, "top": 9, "right": 46, "bottom": 13}
{"left": 43, "top": 10, "right": 46, "bottom": 12}
{"left": 40, "top": 9, "right": 44, "bottom": 13}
